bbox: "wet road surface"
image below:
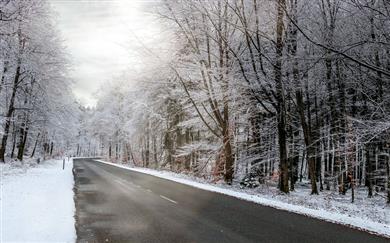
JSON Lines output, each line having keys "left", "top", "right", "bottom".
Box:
{"left": 73, "top": 158, "right": 388, "bottom": 243}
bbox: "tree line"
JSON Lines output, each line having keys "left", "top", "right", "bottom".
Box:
{"left": 80, "top": 0, "right": 390, "bottom": 203}
{"left": 0, "top": 0, "right": 79, "bottom": 163}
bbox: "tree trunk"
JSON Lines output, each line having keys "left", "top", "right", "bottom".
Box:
{"left": 0, "top": 61, "right": 8, "bottom": 96}
{"left": 275, "top": 0, "right": 289, "bottom": 193}
{"left": 10, "top": 117, "right": 17, "bottom": 159}
{"left": 76, "top": 144, "right": 80, "bottom": 157}
{"left": 17, "top": 120, "right": 26, "bottom": 161}
{"left": 109, "top": 142, "right": 112, "bottom": 159}
{"left": 296, "top": 90, "right": 319, "bottom": 194}
{"left": 50, "top": 142, "right": 54, "bottom": 157}
{"left": 31, "top": 133, "right": 40, "bottom": 158}
{"left": 387, "top": 159, "right": 390, "bottom": 204}
{"left": 0, "top": 64, "right": 21, "bottom": 163}
{"left": 223, "top": 125, "right": 234, "bottom": 184}
{"left": 17, "top": 114, "right": 30, "bottom": 161}
{"left": 145, "top": 122, "right": 150, "bottom": 167}
{"left": 366, "top": 148, "right": 373, "bottom": 198}
{"left": 153, "top": 135, "right": 158, "bottom": 168}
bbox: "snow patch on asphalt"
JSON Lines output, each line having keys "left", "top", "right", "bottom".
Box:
{"left": 95, "top": 159, "right": 390, "bottom": 238}
{"left": 1, "top": 159, "right": 76, "bottom": 242}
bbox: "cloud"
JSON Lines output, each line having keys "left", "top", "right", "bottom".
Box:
{"left": 50, "top": 0, "right": 162, "bottom": 107}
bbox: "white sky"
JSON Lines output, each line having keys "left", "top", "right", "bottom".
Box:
{"left": 49, "top": 0, "right": 162, "bottom": 107}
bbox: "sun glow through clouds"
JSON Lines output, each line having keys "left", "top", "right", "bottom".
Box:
{"left": 50, "top": 0, "right": 162, "bottom": 107}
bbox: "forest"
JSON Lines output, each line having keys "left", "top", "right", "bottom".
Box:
{"left": 75, "top": 0, "right": 390, "bottom": 204}
{"left": 1, "top": 0, "right": 390, "bottom": 205}
{"left": 0, "top": 0, "right": 79, "bottom": 163}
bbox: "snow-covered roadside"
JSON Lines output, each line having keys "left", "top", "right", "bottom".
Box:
{"left": 1, "top": 159, "right": 76, "bottom": 242}
{"left": 96, "top": 159, "right": 390, "bottom": 238}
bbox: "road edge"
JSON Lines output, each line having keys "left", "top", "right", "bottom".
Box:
{"left": 72, "top": 159, "right": 82, "bottom": 243}
{"left": 93, "top": 159, "right": 390, "bottom": 239}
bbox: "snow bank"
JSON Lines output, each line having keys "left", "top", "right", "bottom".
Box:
{"left": 1, "top": 159, "right": 76, "bottom": 242}
{"left": 96, "top": 159, "right": 390, "bottom": 238}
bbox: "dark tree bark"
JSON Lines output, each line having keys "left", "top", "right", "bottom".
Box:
{"left": 223, "top": 122, "right": 234, "bottom": 184}
{"left": 366, "top": 148, "right": 373, "bottom": 198}
{"left": 76, "top": 144, "right": 80, "bottom": 157}
{"left": 17, "top": 120, "right": 26, "bottom": 161}
{"left": 30, "top": 133, "right": 40, "bottom": 158}
{"left": 297, "top": 91, "right": 319, "bottom": 194}
{"left": 16, "top": 113, "right": 29, "bottom": 161}
{"left": 286, "top": 0, "right": 318, "bottom": 194}
{"left": 0, "top": 63, "right": 21, "bottom": 162}
{"left": 275, "top": 0, "right": 289, "bottom": 193}
{"left": 387, "top": 158, "right": 390, "bottom": 204}
{"left": 0, "top": 60, "right": 8, "bottom": 96}
{"left": 145, "top": 121, "right": 150, "bottom": 167}
{"left": 109, "top": 142, "right": 112, "bottom": 159}
{"left": 50, "top": 142, "right": 54, "bottom": 156}
{"left": 153, "top": 135, "right": 158, "bottom": 168}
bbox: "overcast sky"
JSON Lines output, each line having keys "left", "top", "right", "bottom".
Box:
{"left": 49, "top": 0, "right": 161, "bottom": 107}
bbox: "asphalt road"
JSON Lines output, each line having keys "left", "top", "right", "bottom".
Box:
{"left": 73, "top": 159, "right": 388, "bottom": 243}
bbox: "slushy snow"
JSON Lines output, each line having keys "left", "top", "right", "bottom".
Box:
{"left": 0, "top": 159, "right": 76, "bottom": 242}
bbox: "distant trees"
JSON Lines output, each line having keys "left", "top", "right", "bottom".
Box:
{"left": 0, "top": 0, "right": 79, "bottom": 162}
{"left": 81, "top": 0, "right": 390, "bottom": 203}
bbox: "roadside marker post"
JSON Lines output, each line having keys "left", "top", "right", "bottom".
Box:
{"left": 63, "top": 159, "right": 65, "bottom": 170}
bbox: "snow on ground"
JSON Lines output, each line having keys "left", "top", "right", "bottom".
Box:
{"left": 96, "top": 159, "right": 390, "bottom": 238}
{"left": 0, "top": 158, "right": 76, "bottom": 242}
